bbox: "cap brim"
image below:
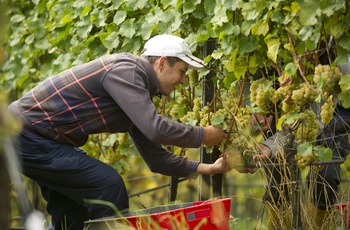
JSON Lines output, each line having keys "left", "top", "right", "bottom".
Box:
{"left": 179, "top": 55, "right": 205, "bottom": 70}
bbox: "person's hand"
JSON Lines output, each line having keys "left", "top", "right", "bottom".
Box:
{"left": 196, "top": 153, "right": 232, "bottom": 175}
{"left": 203, "top": 125, "right": 227, "bottom": 147}
{"left": 209, "top": 153, "right": 232, "bottom": 174}
{"left": 253, "top": 143, "right": 272, "bottom": 162}
{"left": 222, "top": 147, "right": 257, "bottom": 174}
{"left": 250, "top": 113, "right": 273, "bottom": 133}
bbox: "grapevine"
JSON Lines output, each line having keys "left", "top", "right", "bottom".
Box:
{"left": 178, "top": 88, "right": 257, "bottom": 164}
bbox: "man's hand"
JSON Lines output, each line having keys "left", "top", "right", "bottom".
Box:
{"left": 196, "top": 153, "right": 232, "bottom": 175}
{"left": 253, "top": 143, "right": 272, "bottom": 162}
{"left": 203, "top": 125, "right": 227, "bottom": 147}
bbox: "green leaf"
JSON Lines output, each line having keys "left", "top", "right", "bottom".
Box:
{"left": 103, "top": 31, "right": 120, "bottom": 50}
{"left": 124, "top": 0, "right": 148, "bottom": 10}
{"left": 313, "top": 145, "right": 332, "bottom": 161}
{"left": 119, "top": 19, "right": 136, "bottom": 39}
{"left": 25, "top": 34, "right": 35, "bottom": 45}
{"left": 183, "top": 1, "right": 197, "bottom": 14}
{"left": 10, "top": 14, "right": 25, "bottom": 23}
{"left": 185, "top": 117, "right": 198, "bottom": 126}
{"left": 82, "top": 5, "right": 92, "bottom": 17}
{"left": 264, "top": 36, "right": 280, "bottom": 63}
{"left": 161, "top": 0, "right": 178, "bottom": 8}
{"left": 277, "top": 113, "right": 300, "bottom": 130}
{"left": 251, "top": 19, "right": 269, "bottom": 36}
{"left": 76, "top": 17, "right": 93, "bottom": 39}
{"left": 211, "top": 114, "right": 225, "bottom": 126}
{"left": 113, "top": 10, "right": 127, "bottom": 26}
{"left": 298, "top": 26, "right": 313, "bottom": 41}
{"left": 339, "top": 74, "right": 350, "bottom": 91}
{"left": 241, "top": 20, "right": 254, "bottom": 36}
{"left": 238, "top": 36, "right": 258, "bottom": 54}
{"left": 298, "top": 0, "right": 320, "bottom": 26}
{"left": 338, "top": 90, "right": 350, "bottom": 108}
{"left": 297, "top": 142, "right": 313, "bottom": 157}
{"left": 35, "top": 38, "right": 52, "bottom": 50}
{"left": 204, "top": 0, "right": 216, "bottom": 14}
{"left": 285, "top": 62, "right": 297, "bottom": 75}
{"left": 211, "top": 50, "right": 223, "bottom": 60}
{"left": 240, "top": 2, "right": 259, "bottom": 20}
{"left": 211, "top": 6, "right": 229, "bottom": 26}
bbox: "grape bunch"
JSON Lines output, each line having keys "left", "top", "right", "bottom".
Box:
{"left": 320, "top": 95, "right": 334, "bottom": 124}
{"left": 295, "top": 110, "right": 320, "bottom": 142}
{"left": 291, "top": 82, "right": 318, "bottom": 106}
{"left": 234, "top": 107, "right": 253, "bottom": 130}
{"left": 295, "top": 153, "right": 320, "bottom": 170}
{"left": 250, "top": 78, "right": 275, "bottom": 112}
{"left": 272, "top": 73, "right": 294, "bottom": 103}
{"left": 281, "top": 101, "right": 300, "bottom": 114}
{"left": 228, "top": 132, "right": 256, "bottom": 165}
{"left": 169, "top": 95, "right": 188, "bottom": 120}
{"left": 180, "top": 97, "right": 202, "bottom": 124}
{"left": 188, "top": 70, "right": 199, "bottom": 87}
{"left": 272, "top": 84, "right": 293, "bottom": 103}
{"left": 313, "top": 64, "right": 342, "bottom": 95}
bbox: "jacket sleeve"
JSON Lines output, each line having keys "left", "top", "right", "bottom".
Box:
{"left": 260, "top": 132, "right": 287, "bottom": 159}
{"left": 128, "top": 126, "right": 199, "bottom": 179}
{"left": 101, "top": 57, "right": 204, "bottom": 148}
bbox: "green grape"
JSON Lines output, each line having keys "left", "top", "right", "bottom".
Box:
{"left": 273, "top": 84, "right": 293, "bottom": 103}
{"left": 320, "top": 95, "right": 334, "bottom": 124}
{"left": 281, "top": 101, "right": 300, "bottom": 114}
{"left": 291, "top": 83, "right": 318, "bottom": 106}
{"left": 295, "top": 152, "right": 320, "bottom": 171}
{"left": 169, "top": 104, "right": 179, "bottom": 120}
{"left": 235, "top": 107, "right": 252, "bottom": 130}
{"left": 250, "top": 78, "right": 275, "bottom": 111}
{"left": 188, "top": 70, "right": 198, "bottom": 87}
{"left": 295, "top": 110, "right": 320, "bottom": 142}
{"left": 313, "top": 64, "right": 342, "bottom": 95}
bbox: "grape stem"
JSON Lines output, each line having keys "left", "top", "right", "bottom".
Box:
{"left": 223, "top": 56, "right": 250, "bottom": 150}
{"left": 287, "top": 31, "right": 319, "bottom": 94}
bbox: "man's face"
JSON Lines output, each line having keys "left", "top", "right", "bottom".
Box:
{"left": 155, "top": 57, "right": 188, "bottom": 96}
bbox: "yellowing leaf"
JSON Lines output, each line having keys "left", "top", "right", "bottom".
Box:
{"left": 265, "top": 37, "right": 280, "bottom": 63}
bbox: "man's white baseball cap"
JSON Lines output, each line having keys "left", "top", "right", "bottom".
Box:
{"left": 142, "top": 34, "right": 204, "bottom": 70}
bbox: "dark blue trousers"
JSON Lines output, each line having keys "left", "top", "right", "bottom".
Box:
{"left": 16, "top": 132, "right": 129, "bottom": 230}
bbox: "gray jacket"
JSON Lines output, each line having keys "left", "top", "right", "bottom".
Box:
{"left": 8, "top": 53, "right": 203, "bottom": 178}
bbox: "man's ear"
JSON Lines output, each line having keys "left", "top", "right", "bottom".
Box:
{"left": 158, "top": 56, "right": 167, "bottom": 69}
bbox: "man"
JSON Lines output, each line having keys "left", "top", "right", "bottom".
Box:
{"left": 253, "top": 105, "right": 349, "bottom": 230}
{"left": 8, "top": 34, "right": 230, "bottom": 230}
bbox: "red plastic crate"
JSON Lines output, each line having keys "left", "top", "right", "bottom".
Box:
{"left": 85, "top": 198, "right": 232, "bottom": 230}
{"left": 334, "top": 201, "right": 350, "bottom": 229}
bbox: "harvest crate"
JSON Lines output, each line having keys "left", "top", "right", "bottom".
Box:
{"left": 84, "top": 198, "right": 232, "bottom": 230}
{"left": 334, "top": 201, "right": 350, "bottom": 229}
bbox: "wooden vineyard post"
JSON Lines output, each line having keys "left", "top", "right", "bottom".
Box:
{"left": 198, "top": 38, "right": 224, "bottom": 200}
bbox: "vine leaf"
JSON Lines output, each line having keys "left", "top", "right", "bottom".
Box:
{"left": 297, "top": 142, "right": 312, "bottom": 157}
{"left": 338, "top": 91, "right": 350, "bottom": 108}
{"left": 313, "top": 145, "right": 332, "bottom": 161}
{"left": 264, "top": 36, "right": 280, "bottom": 63}
{"left": 211, "top": 114, "right": 225, "bottom": 126}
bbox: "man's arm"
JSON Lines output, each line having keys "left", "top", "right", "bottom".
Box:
{"left": 128, "top": 126, "right": 231, "bottom": 178}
